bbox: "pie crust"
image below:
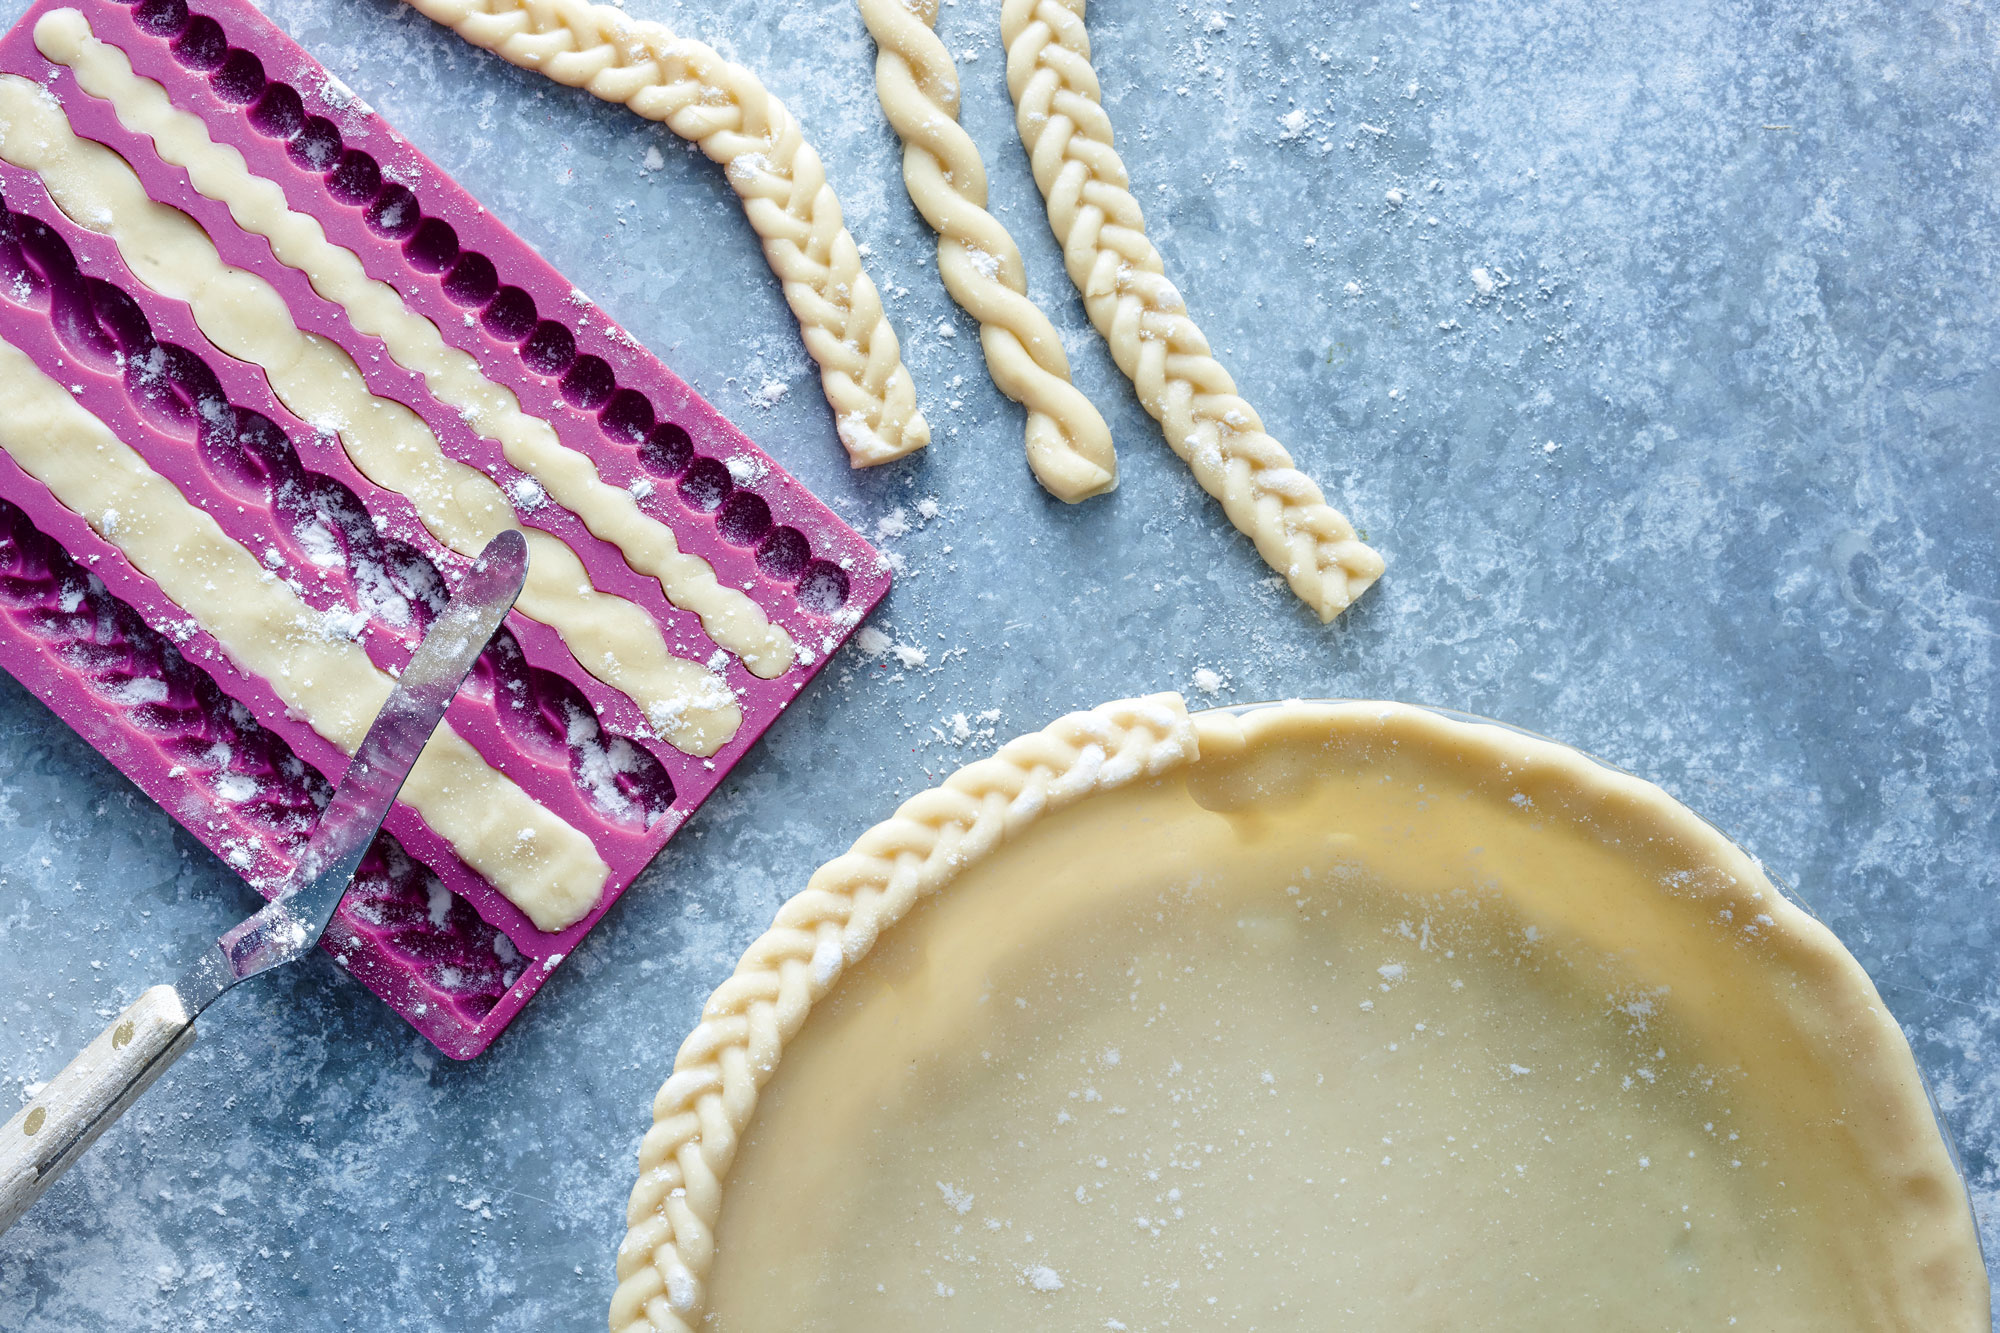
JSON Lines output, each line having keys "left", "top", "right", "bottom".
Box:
{"left": 612, "top": 694, "right": 1988, "bottom": 1331}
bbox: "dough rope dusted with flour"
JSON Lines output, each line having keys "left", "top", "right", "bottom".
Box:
{"left": 402, "top": 0, "right": 928, "bottom": 468}
{"left": 610, "top": 693, "right": 1198, "bottom": 1331}
{"left": 856, "top": 0, "right": 1114, "bottom": 502}
{"left": 1000, "top": 0, "right": 1385, "bottom": 620}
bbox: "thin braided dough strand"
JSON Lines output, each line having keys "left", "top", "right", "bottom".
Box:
{"left": 1001, "top": 0, "right": 1385, "bottom": 619}
{"left": 402, "top": 0, "right": 929, "bottom": 466}
{"left": 609, "top": 693, "right": 1199, "bottom": 1331}
{"left": 857, "top": 0, "right": 1114, "bottom": 501}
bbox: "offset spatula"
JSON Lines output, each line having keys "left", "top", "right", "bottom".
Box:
{"left": 0, "top": 530, "right": 529, "bottom": 1234}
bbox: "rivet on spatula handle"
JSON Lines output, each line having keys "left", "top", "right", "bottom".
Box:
{"left": 0, "top": 985, "right": 195, "bottom": 1233}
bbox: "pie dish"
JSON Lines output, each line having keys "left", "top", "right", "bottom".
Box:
{"left": 614, "top": 693, "right": 1987, "bottom": 1330}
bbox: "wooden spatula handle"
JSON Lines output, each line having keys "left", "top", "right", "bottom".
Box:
{"left": 0, "top": 985, "right": 195, "bottom": 1233}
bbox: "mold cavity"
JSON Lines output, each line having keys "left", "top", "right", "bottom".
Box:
{"left": 481, "top": 286, "right": 537, "bottom": 342}
{"left": 169, "top": 13, "right": 227, "bottom": 69}
{"left": 0, "top": 207, "right": 43, "bottom": 309}
{"left": 135, "top": 0, "right": 189, "bottom": 36}
{"left": 542, "top": 675, "right": 677, "bottom": 827}
{"left": 558, "top": 354, "right": 614, "bottom": 411}
{"left": 521, "top": 319, "right": 575, "bottom": 377}
{"left": 364, "top": 182, "right": 419, "bottom": 239}
{"left": 755, "top": 525, "right": 809, "bottom": 581}
{"left": 598, "top": 389, "right": 653, "bottom": 445}
{"left": 405, "top": 216, "right": 459, "bottom": 273}
{"left": 288, "top": 116, "right": 343, "bottom": 174}
{"left": 610, "top": 747, "right": 677, "bottom": 829}
{"left": 18, "top": 220, "right": 114, "bottom": 367}
{"left": 341, "top": 840, "right": 522, "bottom": 1015}
{"left": 248, "top": 81, "right": 304, "bottom": 139}
{"left": 327, "top": 149, "right": 382, "bottom": 205}
{"left": 86, "top": 277, "right": 151, "bottom": 361}
{"left": 478, "top": 631, "right": 567, "bottom": 758}
{"left": 638, "top": 421, "right": 693, "bottom": 478}
{"left": 127, "top": 342, "right": 201, "bottom": 437}
{"left": 206, "top": 408, "right": 292, "bottom": 496}
{"left": 442, "top": 251, "right": 498, "bottom": 307}
{"left": 796, "top": 559, "right": 850, "bottom": 613}
{"left": 210, "top": 48, "right": 264, "bottom": 104}
{"left": 377, "top": 536, "right": 448, "bottom": 629}
{"left": 716, "top": 491, "right": 772, "bottom": 547}
{"left": 677, "top": 456, "right": 732, "bottom": 513}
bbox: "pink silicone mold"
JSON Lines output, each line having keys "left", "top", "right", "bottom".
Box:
{"left": 0, "top": 0, "right": 890, "bottom": 1058}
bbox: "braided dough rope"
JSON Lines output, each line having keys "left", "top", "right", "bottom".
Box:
{"left": 1001, "top": 0, "right": 1386, "bottom": 619}
{"left": 856, "top": 0, "right": 1115, "bottom": 501}
{"left": 403, "top": 0, "right": 929, "bottom": 467}
{"left": 610, "top": 693, "right": 1199, "bottom": 1331}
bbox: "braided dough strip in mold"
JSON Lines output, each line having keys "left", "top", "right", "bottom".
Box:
{"left": 38, "top": 11, "right": 791, "bottom": 682}
{"left": 610, "top": 692, "right": 1199, "bottom": 1331}
{"left": 1001, "top": 0, "right": 1385, "bottom": 621}
{"left": 856, "top": 0, "right": 1114, "bottom": 502}
{"left": 0, "top": 182, "right": 674, "bottom": 835}
{"left": 405, "top": 0, "right": 929, "bottom": 468}
{"left": 0, "top": 64, "right": 741, "bottom": 755}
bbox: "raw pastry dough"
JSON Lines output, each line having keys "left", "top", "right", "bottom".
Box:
{"left": 0, "top": 337, "right": 609, "bottom": 932}
{"left": 857, "top": 0, "right": 1114, "bottom": 502}
{"left": 37, "top": 10, "right": 794, "bottom": 683}
{"left": 613, "top": 695, "right": 1988, "bottom": 1331}
{"left": 0, "top": 69, "right": 742, "bottom": 755}
{"left": 401, "top": 0, "right": 930, "bottom": 468}
{"left": 1002, "top": 0, "right": 1385, "bottom": 620}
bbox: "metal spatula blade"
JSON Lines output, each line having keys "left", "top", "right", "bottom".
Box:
{"left": 0, "top": 529, "right": 528, "bottom": 1234}
{"left": 178, "top": 528, "right": 529, "bottom": 1015}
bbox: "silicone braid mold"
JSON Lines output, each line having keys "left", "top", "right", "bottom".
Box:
{"left": 610, "top": 693, "right": 1199, "bottom": 1331}
{"left": 0, "top": 0, "right": 889, "bottom": 1057}
{"left": 1001, "top": 0, "right": 1385, "bottom": 621}
{"left": 403, "top": 0, "right": 931, "bottom": 469}
{"left": 856, "top": 0, "right": 1115, "bottom": 502}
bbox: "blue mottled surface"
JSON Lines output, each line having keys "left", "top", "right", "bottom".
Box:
{"left": 0, "top": 0, "right": 1994, "bottom": 1326}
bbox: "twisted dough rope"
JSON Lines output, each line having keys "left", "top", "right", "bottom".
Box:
{"left": 609, "top": 692, "right": 1199, "bottom": 1331}
{"left": 1001, "top": 0, "right": 1386, "bottom": 619}
{"left": 403, "top": 0, "right": 929, "bottom": 467}
{"left": 856, "top": 0, "right": 1115, "bottom": 501}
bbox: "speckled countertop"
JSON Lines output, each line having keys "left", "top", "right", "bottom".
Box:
{"left": 0, "top": 0, "right": 1993, "bottom": 1326}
